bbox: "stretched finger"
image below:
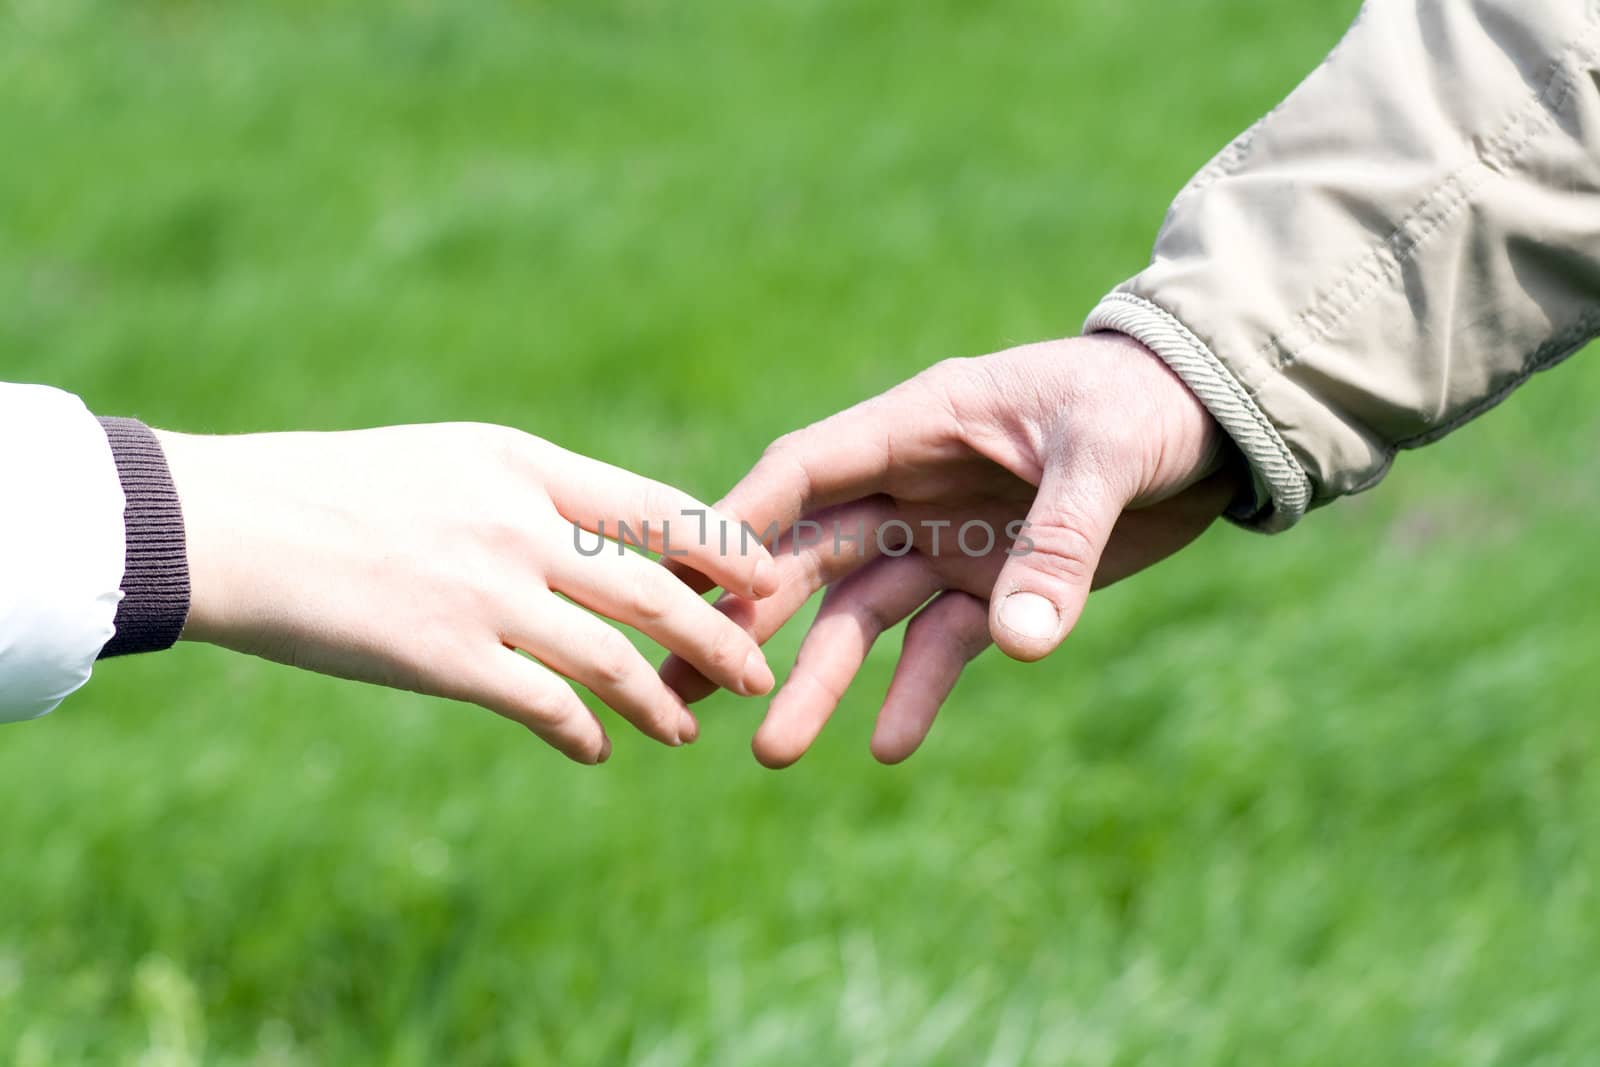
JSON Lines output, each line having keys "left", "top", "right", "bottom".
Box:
{"left": 752, "top": 553, "right": 942, "bottom": 769}
{"left": 548, "top": 542, "right": 776, "bottom": 700}
{"left": 468, "top": 647, "right": 612, "bottom": 764}
{"left": 544, "top": 448, "right": 778, "bottom": 600}
{"left": 870, "top": 591, "right": 991, "bottom": 764}
{"left": 504, "top": 593, "right": 695, "bottom": 746}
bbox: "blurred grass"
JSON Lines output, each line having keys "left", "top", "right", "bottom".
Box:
{"left": 5, "top": 0, "right": 1600, "bottom": 1064}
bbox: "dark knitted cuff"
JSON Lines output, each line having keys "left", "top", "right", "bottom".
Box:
{"left": 97, "top": 418, "right": 191, "bottom": 658}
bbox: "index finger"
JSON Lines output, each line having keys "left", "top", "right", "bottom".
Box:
{"left": 658, "top": 409, "right": 896, "bottom": 598}
{"left": 719, "top": 377, "right": 957, "bottom": 550}
{"left": 663, "top": 390, "right": 928, "bottom": 597}
{"left": 718, "top": 420, "right": 890, "bottom": 544}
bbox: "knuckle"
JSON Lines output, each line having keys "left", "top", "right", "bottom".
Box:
{"left": 858, "top": 594, "right": 904, "bottom": 634}
{"left": 479, "top": 423, "right": 539, "bottom": 464}
{"left": 754, "top": 430, "right": 820, "bottom": 504}
{"left": 590, "top": 631, "right": 640, "bottom": 687}
{"left": 476, "top": 516, "right": 537, "bottom": 559}
{"left": 913, "top": 359, "right": 980, "bottom": 440}
{"left": 761, "top": 431, "right": 802, "bottom": 461}
{"left": 954, "top": 602, "right": 995, "bottom": 658}
{"left": 909, "top": 608, "right": 957, "bottom": 648}
{"left": 1024, "top": 523, "right": 1101, "bottom": 587}
{"left": 923, "top": 355, "right": 972, "bottom": 385}
{"left": 646, "top": 702, "right": 679, "bottom": 738}
{"left": 758, "top": 430, "right": 818, "bottom": 478}
{"left": 910, "top": 609, "right": 976, "bottom": 659}
{"left": 700, "top": 623, "right": 750, "bottom": 678}
{"left": 624, "top": 568, "right": 673, "bottom": 623}
{"left": 851, "top": 601, "right": 902, "bottom": 633}
{"left": 634, "top": 481, "right": 677, "bottom": 525}
{"left": 521, "top": 695, "right": 570, "bottom": 729}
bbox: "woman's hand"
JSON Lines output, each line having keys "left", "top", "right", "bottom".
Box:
{"left": 156, "top": 423, "right": 779, "bottom": 763}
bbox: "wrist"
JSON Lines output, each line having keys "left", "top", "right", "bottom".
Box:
{"left": 1082, "top": 331, "right": 1228, "bottom": 501}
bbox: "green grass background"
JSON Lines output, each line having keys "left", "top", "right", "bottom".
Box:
{"left": 5, "top": 1, "right": 1600, "bottom": 1063}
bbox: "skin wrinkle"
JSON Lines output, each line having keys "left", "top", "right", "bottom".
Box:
{"left": 943, "top": 596, "right": 993, "bottom": 662}
{"left": 879, "top": 408, "right": 900, "bottom": 501}
{"left": 777, "top": 441, "right": 817, "bottom": 522}
{"left": 856, "top": 575, "right": 911, "bottom": 632}
{"left": 667, "top": 334, "right": 1227, "bottom": 761}
{"left": 947, "top": 359, "right": 1046, "bottom": 486}
{"left": 927, "top": 364, "right": 976, "bottom": 454}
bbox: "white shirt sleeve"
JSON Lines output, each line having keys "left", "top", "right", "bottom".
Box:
{"left": 0, "top": 384, "right": 126, "bottom": 722}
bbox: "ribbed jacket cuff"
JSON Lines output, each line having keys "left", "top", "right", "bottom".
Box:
{"left": 1084, "top": 291, "right": 1313, "bottom": 532}
{"left": 96, "top": 418, "right": 190, "bottom": 657}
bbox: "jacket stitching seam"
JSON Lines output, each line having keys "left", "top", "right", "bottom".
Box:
{"left": 1259, "top": 34, "right": 1590, "bottom": 373}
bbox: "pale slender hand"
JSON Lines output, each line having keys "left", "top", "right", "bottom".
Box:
{"left": 662, "top": 334, "right": 1242, "bottom": 766}
{"left": 157, "top": 423, "right": 779, "bottom": 764}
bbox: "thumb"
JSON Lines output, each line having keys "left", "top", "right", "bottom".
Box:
{"left": 988, "top": 463, "right": 1124, "bottom": 662}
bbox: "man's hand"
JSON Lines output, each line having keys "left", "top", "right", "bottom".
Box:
{"left": 663, "top": 333, "right": 1242, "bottom": 766}
{"left": 157, "top": 423, "right": 779, "bottom": 764}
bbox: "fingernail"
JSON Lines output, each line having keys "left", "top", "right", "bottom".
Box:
{"left": 597, "top": 736, "right": 613, "bottom": 764}
{"left": 754, "top": 556, "right": 778, "bottom": 597}
{"left": 998, "top": 592, "right": 1059, "bottom": 642}
{"left": 742, "top": 649, "right": 775, "bottom": 695}
{"left": 679, "top": 710, "right": 699, "bottom": 745}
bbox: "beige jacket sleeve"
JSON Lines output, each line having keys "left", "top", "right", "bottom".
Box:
{"left": 1086, "top": 0, "right": 1600, "bottom": 531}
